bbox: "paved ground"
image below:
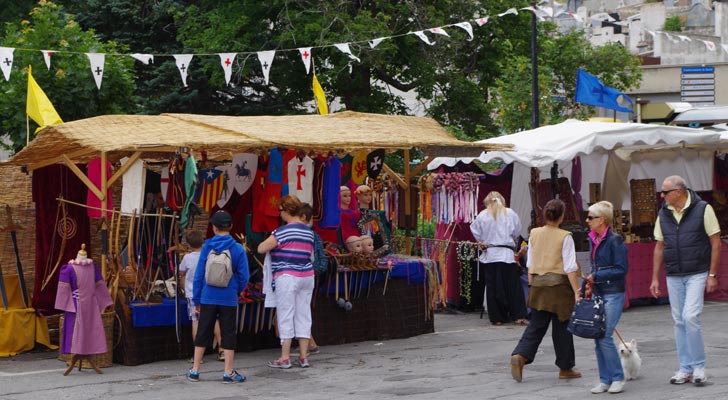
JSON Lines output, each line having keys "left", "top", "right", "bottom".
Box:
{"left": 1, "top": 301, "right": 727, "bottom": 400}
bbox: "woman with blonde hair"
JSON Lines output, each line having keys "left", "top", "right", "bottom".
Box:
{"left": 470, "top": 191, "right": 528, "bottom": 326}
{"left": 585, "top": 200, "right": 628, "bottom": 394}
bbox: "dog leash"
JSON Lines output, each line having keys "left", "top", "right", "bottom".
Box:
{"left": 613, "top": 327, "right": 628, "bottom": 348}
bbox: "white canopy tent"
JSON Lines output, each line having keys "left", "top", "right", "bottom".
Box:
{"left": 428, "top": 120, "right": 724, "bottom": 237}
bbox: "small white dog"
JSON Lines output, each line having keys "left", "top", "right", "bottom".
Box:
{"left": 618, "top": 339, "right": 642, "bottom": 380}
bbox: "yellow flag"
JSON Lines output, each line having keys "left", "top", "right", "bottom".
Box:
{"left": 26, "top": 65, "right": 63, "bottom": 132}
{"left": 312, "top": 74, "right": 328, "bottom": 115}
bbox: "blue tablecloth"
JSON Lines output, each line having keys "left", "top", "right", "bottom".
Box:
{"left": 130, "top": 298, "right": 191, "bottom": 328}
{"left": 319, "top": 254, "right": 438, "bottom": 295}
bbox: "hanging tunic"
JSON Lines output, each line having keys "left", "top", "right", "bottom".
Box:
{"left": 287, "top": 156, "right": 314, "bottom": 204}
{"left": 55, "top": 259, "right": 113, "bottom": 355}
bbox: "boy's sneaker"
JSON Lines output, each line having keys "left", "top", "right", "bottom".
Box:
{"left": 692, "top": 368, "right": 707, "bottom": 386}
{"left": 187, "top": 369, "right": 200, "bottom": 382}
{"left": 222, "top": 370, "right": 246, "bottom": 383}
{"left": 293, "top": 357, "right": 310, "bottom": 368}
{"left": 669, "top": 371, "right": 692, "bottom": 384}
{"left": 267, "top": 358, "right": 292, "bottom": 369}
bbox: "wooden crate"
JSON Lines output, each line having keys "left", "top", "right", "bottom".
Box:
{"left": 630, "top": 179, "right": 657, "bottom": 226}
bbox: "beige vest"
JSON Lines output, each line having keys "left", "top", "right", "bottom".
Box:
{"left": 529, "top": 225, "right": 571, "bottom": 276}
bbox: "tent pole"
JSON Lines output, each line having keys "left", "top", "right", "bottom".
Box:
{"left": 101, "top": 151, "right": 108, "bottom": 280}
{"left": 404, "top": 149, "right": 412, "bottom": 238}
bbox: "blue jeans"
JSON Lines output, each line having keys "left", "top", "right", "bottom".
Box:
{"left": 594, "top": 292, "right": 625, "bottom": 384}
{"left": 666, "top": 272, "right": 707, "bottom": 373}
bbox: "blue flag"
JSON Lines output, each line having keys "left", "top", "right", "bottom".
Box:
{"left": 575, "top": 68, "right": 634, "bottom": 114}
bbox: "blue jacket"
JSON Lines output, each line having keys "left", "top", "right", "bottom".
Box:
{"left": 192, "top": 234, "right": 249, "bottom": 307}
{"left": 588, "top": 228, "right": 628, "bottom": 295}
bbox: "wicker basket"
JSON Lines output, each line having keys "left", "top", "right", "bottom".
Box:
{"left": 58, "top": 310, "right": 115, "bottom": 368}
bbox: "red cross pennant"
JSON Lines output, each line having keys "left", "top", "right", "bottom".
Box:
{"left": 225, "top": 58, "right": 231, "bottom": 66}
{"left": 302, "top": 51, "right": 309, "bottom": 59}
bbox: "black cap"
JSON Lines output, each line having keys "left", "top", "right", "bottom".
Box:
{"left": 210, "top": 210, "right": 232, "bottom": 228}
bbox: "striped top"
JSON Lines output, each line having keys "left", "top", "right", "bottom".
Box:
{"left": 271, "top": 222, "right": 315, "bottom": 278}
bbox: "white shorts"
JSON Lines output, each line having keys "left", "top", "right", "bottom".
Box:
{"left": 274, "top": 274, "right": 315, "bottom": 340}
{"left": 186, "top": 298, "right": 199, "bottom": 321}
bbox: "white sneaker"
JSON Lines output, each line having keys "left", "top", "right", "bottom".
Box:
{"left": 692, "top": 367, "right": 707, "bottom": 386}
{"left": 608, "top": 380, "right": 625, "bottom": 393}
{"left": 591, "top": 383, "right": 609, "bottom": 394}
{"left": 669, "top": 371, "right": 692, "bottom": 385}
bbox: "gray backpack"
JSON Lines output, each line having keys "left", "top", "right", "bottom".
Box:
{"left": 204, "top": 249, "right": 233, "bottom": 287}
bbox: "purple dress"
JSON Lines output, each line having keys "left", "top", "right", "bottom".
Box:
{"left": 55, "top": 259, "right": 113, "bottom": 355}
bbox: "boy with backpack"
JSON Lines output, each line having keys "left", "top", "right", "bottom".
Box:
{"left": 187, "top": 210, "right": 250, "bottom": 383}
{"left": 179, "top": 230, "right": 223, "bottom": 362}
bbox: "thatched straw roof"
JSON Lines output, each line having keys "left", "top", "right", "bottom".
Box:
{"left": 10, "top": 111, "right": 512, "bottom": 169}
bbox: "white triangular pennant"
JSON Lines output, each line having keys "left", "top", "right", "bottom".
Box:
{"left": 700, "top": 40, "right": 716, "bottom": 51}
{"left": 540, "top": 6, "right": 554, "bottom": 17}
{"left": 498, "top": 8, "right": 518, "bottom": 17}
{"left": 677, "top": 35, "right": 691, "bottom": 42}
{"left": 334, "top": 43, "right": 361, "bottom": 62}
{"left": 369, "top": 37, "right": 386, "bottom": 48}
{"left": 257, "top": 50, "right": 275, "bottom": 85}
{"left": 130, "top": 53, "right": 154, "bottom": 65}
{"left": 475, "top": 17, "right": 489, "bottom": 26}
{"left": 412, "top": 31, "right": 435, "bottom": 46}
{"left": 298, "top": 47, "right": 312, "bottom": 74}
{"left": 645, "top": 30, "right": 656, "bottom": 38}
{"left": 521, "top": 6, "right": 545, "bottom": 21}
{"left": 218, "top": 53, "right": 236, "bottom": 85}
{"left": 568, "top": 12, "right": 584, "bottom": 23}
{"left": 0, "top": 47, "right": 14, "bottom": 81}
{"left": 428, "top": 27, "right": 450, "bottom": 37}
{"left": 663, "top": 33, "right": 679, "bottom": 44}
{"left": 41, "top": 50, "right": 54, "bottom": 70}
{"left": 454, "top": 22, "right": 474, "bottom": 41}
{"left": 86, "top": 53, "right": 105, "bottom": 90}
{"left": 173, "top": 54, "right": 193, "bottom": 87}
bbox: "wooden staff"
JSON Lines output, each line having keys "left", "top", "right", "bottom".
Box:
{"left": 382, "top": 267, "right": 392, "bottom": 296}
{"left": 2, "top": 205, "right": 28, "bottom": 307}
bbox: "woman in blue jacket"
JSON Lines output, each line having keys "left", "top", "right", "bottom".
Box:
{"left": 585, "top": 201, "right": 629, "bottom": 394}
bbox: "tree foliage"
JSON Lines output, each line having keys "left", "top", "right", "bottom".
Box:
{"left": 493, "top": 26, "right": 642, "bottom": 133}
{"left": 0, "top": 1, "right": 138, "bottom": 152}
{"left": 0, "top": 0, "right": 643, "bottom": 154}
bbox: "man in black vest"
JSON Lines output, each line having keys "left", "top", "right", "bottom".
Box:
{"left": 650, "top": 175, "right": 720, "bottom": 387}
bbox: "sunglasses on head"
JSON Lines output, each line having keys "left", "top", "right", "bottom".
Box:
{"left": 586, "top": 216, "right": 601, "bottom": 221}
{"left": 660, "top": 188, "right": 680, "bottom": 195}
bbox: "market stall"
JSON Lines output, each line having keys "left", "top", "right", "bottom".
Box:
{"left": 5, "top": 111, "right": 510, "bottom": 364}
{"left": 425, "top": 120, "right": 728, "bottom": 306}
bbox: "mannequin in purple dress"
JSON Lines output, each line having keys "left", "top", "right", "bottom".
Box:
{"left": 339, "top": 186, "right": 361, "bottom": 245}
{"left": 55, "top": 244, "right": 113, "bottom": 375}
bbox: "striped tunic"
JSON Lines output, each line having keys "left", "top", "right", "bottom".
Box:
{"left": 271, "top": 222, "right": 315, "bottom": 278}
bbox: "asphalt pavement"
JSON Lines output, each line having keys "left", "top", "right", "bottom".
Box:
{"left": 1, "top": 301, "right": 727, "bottom": 400}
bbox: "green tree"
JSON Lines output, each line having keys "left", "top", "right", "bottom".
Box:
{"left": 493, "top": 26, "right": 642, "bottom": 132}
{"left": 0, "top": 1, "right": 138, "bottom": 152}
{"left": 663, "top": 16, "right": 682, "bottom": 32}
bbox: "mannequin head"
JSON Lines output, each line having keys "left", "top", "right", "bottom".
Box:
{"left": 340, "top": 186, "right": 352, "bottom": 210}
{"left": 355, "top": 185, "right": 373, "bottom": 209}
{"left": 360, "top": 235, "right": 375, "bottom": 254}
{"left": 77, "top": 243, "right": 88, "bottom": 260}
{"left": 344, "top": 236, "right": 363, "bottom": 253}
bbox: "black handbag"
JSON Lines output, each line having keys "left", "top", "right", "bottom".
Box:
{"left": 567, "top": 281, "right": 606, "bottom": 339}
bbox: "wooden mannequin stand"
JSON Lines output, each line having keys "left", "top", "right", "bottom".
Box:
{"left": 64, "top": 354, "right": 103, "bottom": 376}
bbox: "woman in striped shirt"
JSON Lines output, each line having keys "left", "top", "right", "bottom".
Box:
{"left": 258, "top": 195, "right": 315, "bottom": 369}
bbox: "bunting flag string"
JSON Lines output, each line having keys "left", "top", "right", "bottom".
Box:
{"left": 3, "top": 7, "right": 726, "bottom": 91}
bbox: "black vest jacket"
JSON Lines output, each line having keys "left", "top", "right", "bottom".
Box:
{"left": 658, "top": 189, "right": 711, "bottom": 276}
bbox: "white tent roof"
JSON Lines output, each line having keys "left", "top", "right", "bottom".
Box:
{"left": 429, "top": 119, "right": 722, "bottom": 170}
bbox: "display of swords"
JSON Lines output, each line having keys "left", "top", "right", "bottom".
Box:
{"left": 327, "top": 253, "right": 392, "bottom": 312}
{"left": 0, "top": 204, "right": 29, "bottom": 309}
